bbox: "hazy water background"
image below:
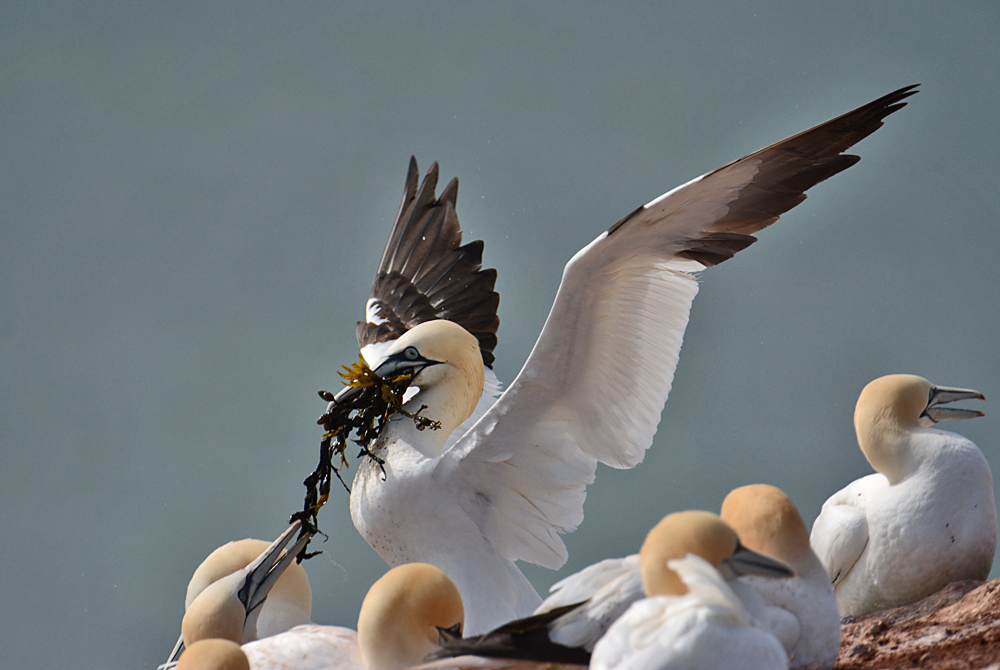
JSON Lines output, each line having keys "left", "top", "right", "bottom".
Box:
{"left": 2, "top": 3, "right": 999, "bottom": 668}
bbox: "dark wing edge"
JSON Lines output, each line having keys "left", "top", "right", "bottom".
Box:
{"left": 356, "top": 156, "right": 501, "bottom": 368}
{"left": 427, "top": 602, "right": 592, "bottom": 665}
{"left": 608, "top": 84, "right": 920, "bottom": 267}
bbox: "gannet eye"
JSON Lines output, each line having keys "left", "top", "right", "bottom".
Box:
{"left": 403, "top": 346, "right": 419, "bottom": 361}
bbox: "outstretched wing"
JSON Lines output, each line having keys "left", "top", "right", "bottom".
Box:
{"left": 437, "top": 85, "right": 918, "bottom": 569}
{"left": 357, "top": 157, "right": 500, "bottom": 368}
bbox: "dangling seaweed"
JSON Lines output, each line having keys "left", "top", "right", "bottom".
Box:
{"left": 289, "top": 355, "right": 440, "bottom": 561}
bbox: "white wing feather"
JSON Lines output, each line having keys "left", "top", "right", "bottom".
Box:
{"left": 810, "top": 495, "right": 870, "bottom": 586}
{"left": 437, "top": 161, "right": 761, "bottom": 568}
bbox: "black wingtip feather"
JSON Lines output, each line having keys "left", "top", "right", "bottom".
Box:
{"left": 360, "top": 159, "right": 500, "bottom": 368}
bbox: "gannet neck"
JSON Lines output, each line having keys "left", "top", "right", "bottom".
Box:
{"left": 182, "top": 571, "right": 249, "bottom": 645}
{"left": 639, "top": 511, "right": 739, "bottom": 597}
{"left": 854, "top": 374, "right": 933, "bottom": 484}
{"left": 185, "top": 538, "right": 312, "bottom": 637}
{"left": 357, "top": 563, "right": 464, "bottom": 670}
{"left": 177, "top": 639, "right": 250, "bottom": 670}
{"left": 721, "top": 484, "right": 813, "bottom": 568}
{"left": 380, "top": 321, "right": 484, "bottom": 458}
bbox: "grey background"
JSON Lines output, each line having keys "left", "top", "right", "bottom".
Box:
{"left": 2, "top": 3, "right": 998, "bottom": 669}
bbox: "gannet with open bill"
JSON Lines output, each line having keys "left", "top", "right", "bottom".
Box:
{"left": 810, "top": 373, "right": 995, "bottom": 617}
{"left": 721, "top": 484, "right": 840, "bottom": 670}
{"left": 336, "top": 85, "right": 918, "bottom": 634}
{"left": 163, "top": 521, "right": 315, "bottom": 666}
{"left": 173, "top": 558, "right": 465, "bottom": 670}
{"left": 586, "top": 511, "right": 792, "bottom": 670}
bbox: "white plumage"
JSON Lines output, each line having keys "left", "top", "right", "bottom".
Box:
{"left": 344, "top": 87, "right": 917, "bottom": 633}
{"left": 810, "top": 374, "right": 996, "bottom": 616}
{"left": 591, "top": 554, "right": 789, "bottom": 670}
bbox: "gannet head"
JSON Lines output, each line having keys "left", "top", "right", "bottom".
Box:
{"left": 185, "top": 538, "right": 312, "bottom": 635}
{"left": 179, "top": 523, "right": 313, "bottom": 651}
{"left": 854, "top": 374, "right": 985, "bottom": 482}
{"left": 357, "top": 563, "right": 464, "bottom": 670}
{"left": 720, "top": 484, "right": 813, "bottom": 568}
{"left": 177, "top": 639, "right": 249, "bottom": 670}
{"left": 373, "top": 320, "right": 485, "bottom": 455}
{"left": 639, "top": 511, "right": 795, "bottom": 597}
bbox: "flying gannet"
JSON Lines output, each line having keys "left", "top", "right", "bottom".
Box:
{"left": 721, "top": 484, "right": 840, "bottom": 670}
{"left": 339, "top": 85, "right": 918, "bottom": 633}
{"left": 810, "top": 374, "right": 996, "bottom": 617}
{"left": 587, "top": 511, "right": 791, "bottom": 670}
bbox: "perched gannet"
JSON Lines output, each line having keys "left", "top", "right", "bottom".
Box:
{"left": 429, "top": 510, "right": 794, "bottom": 664}
{"left": 342, "top": 86, "right": 917, "bottom": 633}
{"left": 164, "top": 522, "right": 314, "bottom": 665}
{"left": 810, "top": 374, "right": 996, "bottom": 617}
{"left": 721, "top": 484, "right": 840, "bottom": 670}
{"left": 589, "top": 511, "right": 791, "bottom": 670}
{"left": 178, "top": 560, "right": 463, "bottom": 670}
{"left": 185, "top": 537, "right": 312, "bottom": 638}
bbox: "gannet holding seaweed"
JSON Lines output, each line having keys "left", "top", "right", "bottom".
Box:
{"left": 721, "top": 484, "right": 840, "bottom": 670}
{"left": 336, "top": 86, "right": 918, "bottom": 634}
{"left": 810, "top": 374, "right": 995, "bottom": 616}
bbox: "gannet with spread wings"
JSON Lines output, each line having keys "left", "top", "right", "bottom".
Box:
{"left": 338, "top": 85, "right": 918, "bottom": 633}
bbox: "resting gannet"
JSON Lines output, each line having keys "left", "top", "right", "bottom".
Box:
{"left": 589, "top": 511, "right": 791, "bottom": 670}
{"left": 341, "top": 85, "right": 917, "bottom": 633}
{"left": 810, "top": 374, "right": 996, "bottom": 617}
{"left": 721, "top": 484, "right": 840, "bottom": 670}
{"left": 177, "top": 558, "right": 464, "bottom": 670}
{"left": 427, "top": 510, "right": 793, "bottom": 665}
{"left": 165, "top": 522, "right": 315, "bottom": 664}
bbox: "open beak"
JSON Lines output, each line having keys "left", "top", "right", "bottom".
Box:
{"left": 162, "top": 521, "right": 315, "bottom": 667}
{"left": 718, "top": 542, "right": 796, "bottom": 580}
{"left": 325, "top": 350, "right": 442, "bottom": 410}
{"left": 239, "top": 521, "right": 315, "bottom": 621}
{"left": 920, "top": 384, "right": 985, "bottom": 426}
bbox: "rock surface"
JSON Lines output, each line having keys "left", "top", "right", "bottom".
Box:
{"left": 836, "top": 578, "right": 1000, "bottom": 670}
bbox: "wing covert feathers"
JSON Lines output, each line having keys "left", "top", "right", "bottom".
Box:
{"left": 445, "top": 87, "right": 914, "bottom": 572}
{"left": 358, "top": 156, "right": 500, "bottom": 367}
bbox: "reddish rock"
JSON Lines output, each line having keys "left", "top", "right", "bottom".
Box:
{"left": 836, "top": 578, "right": 1000, "bottom": 670}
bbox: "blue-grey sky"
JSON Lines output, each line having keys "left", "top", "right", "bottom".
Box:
{"left": 2, "top": 3, "right": 998, "bottom": 669}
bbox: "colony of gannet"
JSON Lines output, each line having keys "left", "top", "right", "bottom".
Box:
{"left": 160, "top": 83, "right": 998, "bottom": 670}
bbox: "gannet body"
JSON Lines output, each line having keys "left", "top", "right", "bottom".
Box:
{"left": 430, "top": 511, "right": 793, "bottom": 668}
{"left": 342, "top": 86, "right": 917, "bottom": 633}
{"left": 588, "top": 512, "right": 790, "bottom": 670}
{"left": 721, "top": 484, "right": 840, "bottom": 670}
{"left": 592, "top": 555, "right": 789, "bottom": 670}
{"left": 810, "top": 374, "right": 995, "bottom": 617}
{"left": 175, "top": 548, "right": 464, "bottom": 670}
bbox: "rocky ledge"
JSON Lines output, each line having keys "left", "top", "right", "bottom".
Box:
{"left": 837, "top": 578, "right": 1000, "bottom": 670}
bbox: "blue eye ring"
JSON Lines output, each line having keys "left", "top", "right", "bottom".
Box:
{"left": 404, "top": 346, "right": 419, "bottom": 361}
